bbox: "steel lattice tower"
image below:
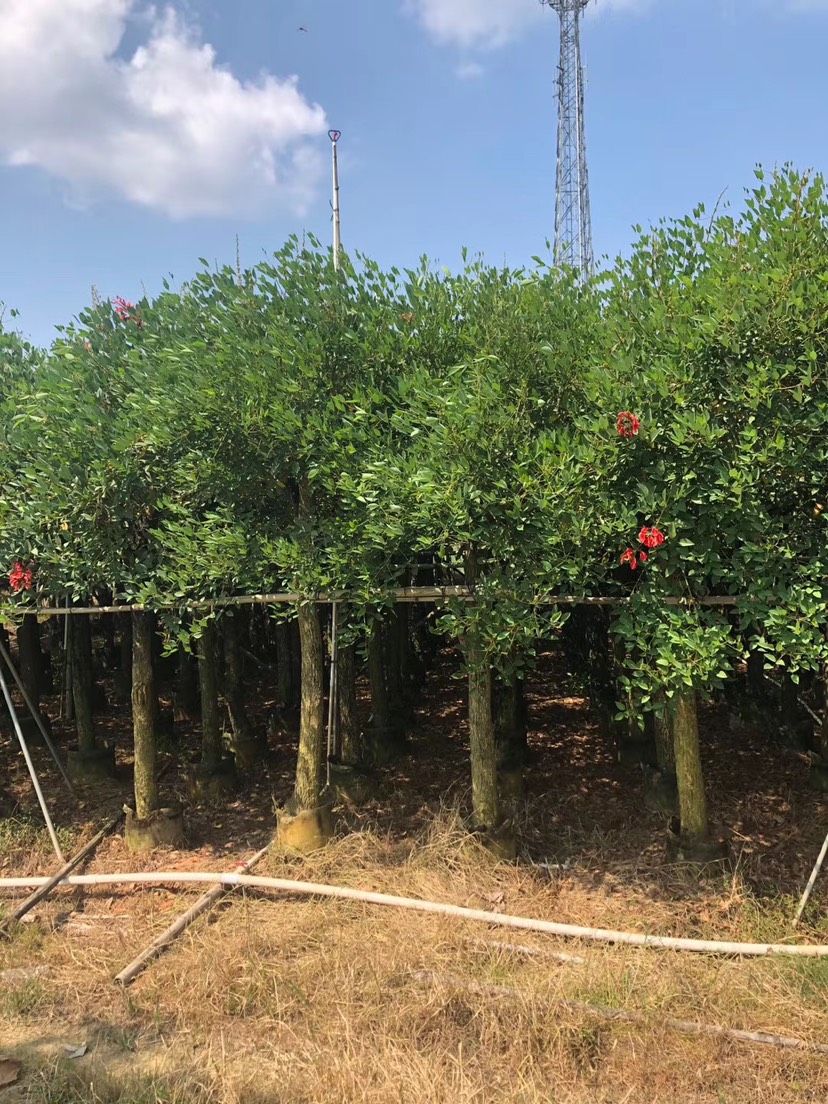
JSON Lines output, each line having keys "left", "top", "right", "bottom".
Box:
{"left": 542, "top": 0, "right": 593, "bottom": 277}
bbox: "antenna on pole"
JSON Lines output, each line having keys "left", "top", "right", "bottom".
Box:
{"left": 328, "top": 129, "right": 342, "bottom": 271}
{"left": 540, "top": 0, "right": 594, "bottom": 278}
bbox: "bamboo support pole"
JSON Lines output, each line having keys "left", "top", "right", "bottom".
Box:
{"left": 0, "top": 812, "right": 123, "bottom": 936}
{"left": 114, "top": 844, "right": 271, "bottom": 986}
{"left": 0, "top": 636, "right": 74, "bottom": 793}
{"left": 413, "top": 971, "right": 828, "bottom": 1055}
{"left": 793, "top": 828, "right": 828, "bottom": 928}
{"left": 2, "top": 872, "right": 828, "bottom": 957}
{"left": 0, "top": 663, "right": 64, "bottom": 862}
{"left": 0, "top": 588, "right": 749, "bottom": 620}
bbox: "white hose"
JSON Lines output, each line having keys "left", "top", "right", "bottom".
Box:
{"left": 1, "top": 870, "right": 827, "bottom": 957}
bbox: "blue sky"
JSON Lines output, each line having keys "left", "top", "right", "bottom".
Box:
{"left": 1, "top": 0, "right": 826, "bottom": 347}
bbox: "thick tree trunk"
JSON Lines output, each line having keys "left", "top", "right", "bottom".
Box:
{"left": 223, "top": 612, "right": 255, "bottom": 745}
{"left": 338, "top": 634, "right": 361, "bottom": 763}
{"left": 17, "top": 615, "right": 41, "bottom": 711}
{"left": 71, "top": 614, "right": 96, "bottom": 752}
{"left": 293, "top": 603, "right": 325, "bottom": 810}
{"left": 367, "top": 621, "right": 391, "bottom": 733}
{"left": 466, "top": 637, "right": 499, "bottom": 831}
{"left": 198, "top": 621, "right": 223, "bottom": 773}
{"left": 132, "top": 612, "right": 158, "bottom": 820}
{"left": 672, "top": 690, "right": 708, "bottom": 843}
{"left": 494, "top": 671, "right": 528, "bottom": 765}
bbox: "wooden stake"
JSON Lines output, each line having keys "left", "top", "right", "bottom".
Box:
{"left": 793, "top": 828, "right": 828, "bottom": 928}
{"left": 0, "top": 812, "right": 123, "bottom": 936}
{"left": 114, "top": 844, "right": 271, "bottom": 986}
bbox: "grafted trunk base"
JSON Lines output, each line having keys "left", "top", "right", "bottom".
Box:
{"left": 68, "top": 745, "right": 116, "bottom": 781}
{"left": 124, "top": 804, "right": 185, "bottom": 853}
{"left": 187, "top": 760, "right": 239, "bottom": 803}
{"left": 328, "top": 757, "right": 376, "bottom": 805}
{"left": 277, "top": 805, "right": 334, "bottom": 853}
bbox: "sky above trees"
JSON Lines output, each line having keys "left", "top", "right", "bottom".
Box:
{"left": 0, "top": 0, "right": 826, "bottom": 344}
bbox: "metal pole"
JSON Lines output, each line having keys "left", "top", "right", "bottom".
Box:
{"left": 0, "top": 662, "right": 65, "bottom": 862}
{"left": 0, "top": 636, "right": 74, "bottom": 793}
{"left": 329, "top": 129, "right": 342, "bottom": 271}
{"left": 326, "top": 601, "right": 340, "bottom": 785}
{"left": 793, "top": 829, "right": 828, "bottom": 928}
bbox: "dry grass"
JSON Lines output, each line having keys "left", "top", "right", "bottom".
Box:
{"left": 2, "top": 809, "right": 828, "bottom": 1103}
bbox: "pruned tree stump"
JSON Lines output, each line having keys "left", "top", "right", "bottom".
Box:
{"left": 328, "top": 757, "right": 376, "bottom": 805}
{"left": 124, "top": 804, "right": 185, "bottom": 853}
{"left": 277, "top": 805, "right": 334, "bottom": 853}
{"left": 186, "top": 759, "right": 239, "bottom": 803}
{"left": 68, "top": 745, "right": 117, "bottom": 781}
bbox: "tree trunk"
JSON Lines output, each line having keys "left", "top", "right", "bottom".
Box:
{"left": 198, "top": 621, "right": 223, "bottom": 773}
{"left": 176, "top": 641, "right": 200, "bottom": 718}
{"left": 367, "top": 621, "right": 391, "bottom": 732}
{"left": 132, "top": 612, "right": 158, "bottom": 820}
{"left": 466, "top": 638, "right": 499, "bottom": 831}
{"left": 293, "top": 603, "right": 326, "bottom": 810}
{"left": 494, "top": 671, "right": 528, "bottom": 766}
{"left": 116, "top": 613, "right": 132, "bottom": 700}
{"left": 338, "top": 634, "right": 361, "bottom": 763}
{"left": 276, "top": 620, "right": 298, "bottom": 710}
{"left": 17, "top": 615, "right": 41, "bottom": 711}
{"left": 223, "top": 612, "right": 255, "bottom": 745}
{"left": 653, "top": 691, "right": 675, "bottom": 774}
{"left": 672, "top": 690, "right": 708, "bottom": 843}
{"left": 746, "top": 649, "right": 765, "bottom": 699}
{"left": 383, "top": 614, "right": 403, "bottom": 721}
{"left": 71, "top": 614, "right": 96, "bottom": 752}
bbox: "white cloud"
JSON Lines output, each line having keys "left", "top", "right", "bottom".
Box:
{"left": 404, "top": 0, "right": 546, "bottom": 50}
{"left": 456, "top": 60, "right": 486, "bottom": 79}
{"left": 0, "top": 0, "right": 328, "bottom": 218}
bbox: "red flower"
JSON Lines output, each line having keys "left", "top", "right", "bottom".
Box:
{"left": 620, "top": 548, "right": 638, "bottom": 570}
{"left": 401, "top": 312, "right": 415, "bottom": 325}
{"left": 616, "top": 411, "right": 640, "bottom": 438}
{"left": 639, "top": 526, "right": 666, "bottom": 549}
{"left": 9, "top": 561, "right": 33, "bottom": 593}
{"left": 112, "top": 297, "right": 142, "bottom": 325}
{"left": 639, "top": 551, "right": 649, "bottom": 564}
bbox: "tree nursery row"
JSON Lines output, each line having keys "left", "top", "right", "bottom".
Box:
{"left": 0, "top": 167, "right": 826, "bottom": 861}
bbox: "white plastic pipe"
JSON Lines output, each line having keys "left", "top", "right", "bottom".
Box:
{"left": 2, "top": 871, "right": 828, "bottom": 957}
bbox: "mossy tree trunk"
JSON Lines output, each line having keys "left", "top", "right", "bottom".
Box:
{"left": 653, "top": 690, "right": 675, "bottom": 774}
{"left": 116, "top": 613, "right": 132, "bottom": 700}
{"left": 71, "top": 613, "right": 97, "bottom": 752}
{"left": 465, "top": 635, "right": 500, "bottom": 832}
{"left": 17, "top": 615, "right": 41, "bottom": 711}
{"left": 293, "top": 602, "right": 325, "bottom": 810}
{"left": 223, "top": 612, "right": 255, "bottom": 746}
{"left": 132, "top": 611, "right": 158, "bottom": 820}
{"left": 198, "top": 621, "right": 223, "bottom": 774}
{"left": 672, "top": 689, "right": 708, "bottom": 843}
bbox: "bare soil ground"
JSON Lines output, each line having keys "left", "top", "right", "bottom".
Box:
{"left": 1, "top": 648, "right": 827, "bottom": 1103}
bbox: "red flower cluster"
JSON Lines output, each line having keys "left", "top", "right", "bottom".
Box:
{"left": 401, "top": 312, "right": 415, "bottom": 325}
{"left": 9, "top": 561, "right": 33, "bottom": 592}
{"left": 112, "top": 297, "right": 143, "bottom": 327}
{"left": 620, "top": 527, "right": 665, "bottom": 571}
{"left": 616, "top": 411, "right": 640, "bottom": 438}
{"left": 639, "top": 526, "right": 666, "bottom": 549}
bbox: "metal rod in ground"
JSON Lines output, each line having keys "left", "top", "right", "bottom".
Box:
{"left": 793, "top": 828, "right": 828, "bottom": 928}
{"left": 0, "top": 811, "right": 123, "bottom": 936}
{"left": 114, "top": 843, "right": 271, "bottom": 986}
{"left": 326, "top": 601, "right": 340, "bottom": 786}
{"left": 0, "top": 636, "right": 74, "bottom": 794}
{"left": 0, "top": 663, "right": 64, "bottom": 862}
